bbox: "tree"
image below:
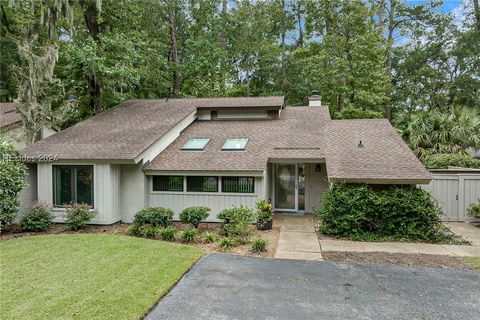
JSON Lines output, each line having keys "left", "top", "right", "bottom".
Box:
{"left": 0, "top": 138, "right": 27, "bottom": 233}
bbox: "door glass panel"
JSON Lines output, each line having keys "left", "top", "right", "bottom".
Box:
{"left": 275, "top": 164, "right": 296, "bottom": 210}
{"left": 298, "top": 163, "right": 305, "bottom": 211}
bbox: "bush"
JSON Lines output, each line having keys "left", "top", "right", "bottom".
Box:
{"left": 0, "top": 139, "right": 27, "bottom": 233}
{"left": 20, "top": 201, "right": 54, "bottom": 232}
{"left": 203, "top": 231, "right": 218, "bottom": 243}
{"left": 181, "top": 228, "right": 198, "bottom": 243}
{"left": 179, "top": 206, "right": 210, "bottom": 228}
{"left": 159, "top": 226, "right": 177, "bottom": 241}
{"left": 64, "top": 203, "right": 96, "bottom": 231}
{"left": 132, "top": 207, "right": 174, "bottom": 227}
{"left": 422, "top": 153, "right": 480, "bottom": 169}
{"left": 217, "top": 206, "right": 255, "bottom": 239}
{"left": 250, "top": 237, "right": 268, "bottom": 253}
{"left": 143, "top": 226, "right": 160, "bottom": 238}
{"left": 467, "top": 199, "right": 480, "bottom": 218}
{"left": 128, "top": 224, "right": 144, "bottom": 236}
{"left": 219, "top": 237, "right": 236, "bottom": 251}
{"left": 255, "top": 199, "right": 273, "bottom": 221}
{"left": 316, "top": 184, "right": 445, "bottom": 242}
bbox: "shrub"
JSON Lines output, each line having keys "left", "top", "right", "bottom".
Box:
{"left": 64, "top": 203, "right": 96, "bottom": 231}
{"left": 128, "top": 224, "right": 144, "bottom": 236}
{"left": 0, "top": 139, "right": 27, "bottom": 233}
{"left": 132, "top": 207, "right": 174, "bottom": 227}
{"left": 467, "top": 199, "right": 480, "bottom": 218}
{"left": 217, "top": 206, "right": 255, "bottom": 239}
{"left": 159, "top": 226, "right": 177, "bottom": 241}
{"left": 250, "top": 237, "right": 268, "bottom": 253}
{"left": 255, "top": 199, "right": 273, "bottom": 221}
{"left": 181, "top": 228, "right": 199, "bottom": 243}
{"left": 203, "top": 231, "right": 218, "bottom": 243}
{"left": 179, "top": 206, "right": 210, "bottom": 228}
{"left": 316, "top": 184, "right": 445, "bottom": 242}
{"left": 422, "top": 153, "right": 480, "bottom": 169}
{"left": 20, "top": 201, "right": 54, "bottom": 232}
{"left": 143, "top": 226, "right": 160, "bottom": 238}
{"left": 219, "top": 237, "right": 236, "bottom": 251}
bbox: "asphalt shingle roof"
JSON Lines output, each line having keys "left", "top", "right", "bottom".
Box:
{"left": 0, "top": 103, "right": 21, "bottom": 129}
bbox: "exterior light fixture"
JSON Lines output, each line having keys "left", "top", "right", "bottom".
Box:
{"left": 315, "top": 164, "right": 321, "bottom": 172}
{"left": 358, "top": 140, "right": 364, "bottom": 148}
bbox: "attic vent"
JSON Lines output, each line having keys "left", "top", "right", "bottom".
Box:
{"left": 214, "top": 110, "right": 268, "bottom": 120}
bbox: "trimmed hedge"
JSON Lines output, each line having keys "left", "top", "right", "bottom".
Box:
{"left": 422, "top": 153, "right": 480, "bottom": 169}
{"left": 179, "top": 206, "right": 210, "bottom": 228}
{"left": 20, "top": 202, "right": 54, "bottom": 232}
{"left": 316, "top": 184, "right": 447, "bottom": 242}
{"left": 133, "top": 207, "right": 174, "bottom": 227}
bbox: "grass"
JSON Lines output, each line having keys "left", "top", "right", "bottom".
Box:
{"left": 0, "top": 234, "right": 203, "bottom": 320}
{"left": 464, "top": 256, "right": 480, "bottom": 271}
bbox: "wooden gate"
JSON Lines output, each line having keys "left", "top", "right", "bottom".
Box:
{"left": 420, "top": 172, "right": 480, "bottom": 221}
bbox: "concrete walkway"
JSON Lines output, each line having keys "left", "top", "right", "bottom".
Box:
{"left": 274, "top": 215, "right": 480, "bottom": 260}
{"left": 274, "top": 214, "right": 323, "bottom": 260}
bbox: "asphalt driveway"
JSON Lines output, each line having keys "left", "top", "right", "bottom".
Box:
{"left": 146, "top": 254, "right": 480, "bottom": 320}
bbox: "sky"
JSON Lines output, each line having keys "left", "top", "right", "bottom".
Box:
{"left": 406, "top": 0, "right": 465, "bottom": 13}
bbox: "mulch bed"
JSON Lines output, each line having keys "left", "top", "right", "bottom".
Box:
{"left": 322, "top": 251, "right": 479, "bottom": 271}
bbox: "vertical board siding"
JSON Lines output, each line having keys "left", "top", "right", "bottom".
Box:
{"left": 420, "top": 173, "right": 480, "bottom": 221}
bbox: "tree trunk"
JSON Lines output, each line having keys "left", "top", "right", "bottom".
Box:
{"left": 474, "top": 0, "right": 480, "bottom": 32}
{"left": 280, "top": 0, "right": 286, "bottom": 92}
{"left": 221, "top": 0, "right": 227, "bottom": 51}
{"left": 167, "top": 0, "right": 180, "bottom": 97}
{"left": 377, "top": 0, "right": 385, "bottom": 33}
{"left": 384, "top": 0, "right": 396, "bottom": 120}
{"left": 79, "top": 0, "right": 102, "bottom": 113}
{"left": 293, "top": 1, "right": 303, "bottom": 47}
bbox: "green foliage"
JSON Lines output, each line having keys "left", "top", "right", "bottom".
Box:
{"left": 132, "top": 207, "right": 174, "bottom": 227}
{"left": 64, "top": 203, "right": 96, "bottom": 231}
{"left": 142, "top": 226, "right": 159, "bottom": 239}
{"left": 334, "top": 107, "right": 384, "bottom": 120}
{"left": 219, "top": 237, "right": 237, "bottom": 251}
{"left": 159, "top": 226, "right": 177, "bottom": 241}
{"left": 217, "top": 206, "right": 255, "bottom": 239}
{"left": 467, "top": 199, "right": 480, "bottom": 219}
{"left": 250, "top": 237, "right": 268, "bottom": 254}
{"left": 255, "top": 199, "right": 273, "bottom": 222}
{"left": 181, "top": 228, "right": 199, "bottom": 243}
{"left": 128, "top": 224, "right": 144, "bottom": 237}
{"left": 179, "top": 206, "right": 210, "bottom": 228}
{"left": 316, "top": 184, "right": 450, "bottom": 242}
{"left": 202, "top": 231, "right": 218, "bottom": 243}
{"left": 20, "top": 202, "right": 54, "bottom": 232}
{"left": 421, "top": 153, "right": 480, "bottom": 170}
{"left": 0, "top": 139, "right": 28, "bottom": 232}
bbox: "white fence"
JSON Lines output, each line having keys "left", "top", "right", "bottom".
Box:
{"left": 420, "top": 172, "right": 480, "bottom": 221}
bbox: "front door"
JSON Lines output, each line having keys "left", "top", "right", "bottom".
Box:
{"left": 274, "top": 163, "right": 305, "bottom": 212}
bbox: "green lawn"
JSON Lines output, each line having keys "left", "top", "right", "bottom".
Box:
{"left": 464, "top": 256, "right": 480, "bottom": 271}
{"left": 0, "top": 234, "right": 203, "bottom": 320}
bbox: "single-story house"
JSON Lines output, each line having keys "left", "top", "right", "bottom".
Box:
{"left": 20, "top": 94, "right": 432, "bottom": 224}
{"left": 1, "top": 102, "right": 56, "bottom": 150}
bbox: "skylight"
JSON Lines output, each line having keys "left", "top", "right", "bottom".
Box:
{"left": 222, "top": 138, "right": 248, "bottom": 151}
{"left": 181, "top": 138, "right": 210, "bottom": 150}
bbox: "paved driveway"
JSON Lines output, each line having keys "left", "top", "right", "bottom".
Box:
{"left": 146, "top": 254, "right": 479, "bottom": 320}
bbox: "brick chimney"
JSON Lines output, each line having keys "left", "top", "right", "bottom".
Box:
{"left": 308, "top": 90, "right": 321, "bottom": 107}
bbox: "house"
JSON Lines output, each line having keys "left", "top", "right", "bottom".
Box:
{"left": 0, "top": 102, "right": 56, "bottom": 150}
{"left": 20, "top": 94, "right": 432, "bottom": 224}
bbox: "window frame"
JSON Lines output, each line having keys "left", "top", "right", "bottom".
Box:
{"left": 152, "top": 175, "right": 184, "bottom": 192}
{"left": 52, "top": 165, "right": 94, "bottom": 208}
{"left": 222, "top": 138, "right": 249, "bottom": 151}
{"left": 221, "top": 177, "right": 255, "bottom": 193}
{"left": 181, "top": 138, "right": 211, "bottom": 151}
{"left": 186, "top": 176, "right": 219, "bottom": 193}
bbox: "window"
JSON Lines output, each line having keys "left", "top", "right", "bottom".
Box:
{"left": 153, "top": 176, "right": 183, "bottom": 191}
{"left": 222, "top": 138, "right": 248, "bottom": 150}
{"left": 53, "top": 165, "right": 94, "bottom": 207}
{"left": 222, "top": 177, "right": 255, "bottom": 193}
{"left": 181, "top": 138, "right": 210, "bottom": 150}
{"left": 187, "top": 176, "right": 218, "bottom": 192}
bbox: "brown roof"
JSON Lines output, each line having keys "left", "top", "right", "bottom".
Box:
{"left": 0, "top": 103, "right": 21, "bottom": 129}
{"left": 325, "top": 119, "right": 431, "bottom": 182}
{"left": 145, "top": 107, "right": 331, "bottom": 172}
{"left": 21, "top": 97, "right": 285, "bottom": 161}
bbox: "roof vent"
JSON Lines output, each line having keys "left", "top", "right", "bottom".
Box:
{"left": 308, "top": 90, "right": 321, "bottom": 107}
{"left": 357, "top": 141, "right": 364, "bottom": 148}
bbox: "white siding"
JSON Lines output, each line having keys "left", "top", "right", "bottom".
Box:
{"left": 148, "top": 177, "right": 264, "bottom": 222}
{"left": 420, "top": 173, "right": 480, "bottom": 221}
{"left": 120, "top": 163, "right": 148, "bottom": 222}
{"left": 17, "top": 163, "right": 38, "bottom": 221}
